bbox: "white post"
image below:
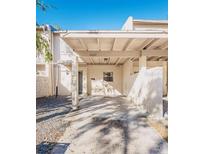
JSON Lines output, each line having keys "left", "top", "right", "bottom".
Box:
{"left": 46, "top": 63, "right": 53, "bottom": 96}
{"left": 139, "top": 55, "right": 147, "bottom": 70}
{"left": 163, "top": 61, "right": 168, "bottom": 96}
{"left": 71, "top": 56, "right": 79, "bottom": 109}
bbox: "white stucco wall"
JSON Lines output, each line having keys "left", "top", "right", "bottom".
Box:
{"left": 57, "top": 65, "right": 72, "bottom": 95}
{"left": 53, "top": 33, "right": 74, "bottom": 63}
{"left": 36, "top": 64, "right": 49, "bottom": 98}
{"left": 128, "top": 67, "right": 163, "bottom": 118}
{"left": 54, "top": 65, "right": 87, "bottom": 96}
{"left": 122, "top": 60, "right": 164, "bottom": 118}
{"left": 36, "top": 76, "right": 49, "bottom": 98}
{"left": 146, "top": 61, "right": 168, "bottom": 96}
{"left": 149, "top": 61, "right": 168, "bottom": 96}
{"left": 122, "top": 60, "right": 135, "bottom": 95}
{"left": 87, "top": 65, "right": 122, "bottom": 96}
{"left": 53, "top": 34, "right": 88, "bottom": 96}
{"left": 133, "top": 24, "right": 168, "bottom": 30}
{"left": 121, "top": 16, "right": 133, "bottom": 30}
{"left": 79, "top": 66, "right": 88, "bottom": 96}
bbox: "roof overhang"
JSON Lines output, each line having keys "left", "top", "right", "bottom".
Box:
{"left": 59, "top": 30, "right": 167, "bottom": 39}
{"left": 58, "top": 30, "right": 168, "bottom": 65}
{"left": 133, "top": 19, "right": 168, "bottom": 24}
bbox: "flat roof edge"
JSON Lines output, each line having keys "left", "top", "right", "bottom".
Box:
{"left": 133, "top": 19, "right": 168, "bottom": 24}
{"left": 54, "top": 29, "right": 168, "bottom": 34}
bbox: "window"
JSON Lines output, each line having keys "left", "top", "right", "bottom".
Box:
{"left": 103, "top": 72, "right": 113, "bottom": 82}
{"left": 36, "top": 64, "right": 46, "bottom": 76}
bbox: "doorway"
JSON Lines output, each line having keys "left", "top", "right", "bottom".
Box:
{"left": 78, "top": 71, "right": 83, "bottom": 94}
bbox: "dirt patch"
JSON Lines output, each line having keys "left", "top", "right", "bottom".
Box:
{"left": 148, "top": 118, "right": 168, "bottom": 142}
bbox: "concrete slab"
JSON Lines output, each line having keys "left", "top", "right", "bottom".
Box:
{"left": 52, "top": 96, "right": 167, "bottom": 154}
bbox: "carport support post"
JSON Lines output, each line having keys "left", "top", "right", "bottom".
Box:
{"left": 71, "top": 56, "right": 79, "bottom": 110}
{"left": 163, "top": 61, "right": 168, "bottom": 96}
{"left": 139, "top": 55, "right": 147, "bottom": 70}
{"left": 47, "top": 63, "right": 53, "bottom": 96}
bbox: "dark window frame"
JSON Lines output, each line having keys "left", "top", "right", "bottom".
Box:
{"left": 103, "top": 72, "right": 113, "bottom": 82}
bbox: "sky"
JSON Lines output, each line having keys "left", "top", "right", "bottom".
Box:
{"left": 36, "top": 0, "right": 168, "bottom": 30}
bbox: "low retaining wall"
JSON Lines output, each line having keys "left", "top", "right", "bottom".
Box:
{"left": 128, "top": 67, "right": 163, "bottom": 118}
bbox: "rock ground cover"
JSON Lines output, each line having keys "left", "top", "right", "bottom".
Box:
{"left": 36, "top": 96, "right": 72, "bottom": 154}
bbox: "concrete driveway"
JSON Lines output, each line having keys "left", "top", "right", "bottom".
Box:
{"left": 52, "top": 96, "right": 167, "bottom": 154}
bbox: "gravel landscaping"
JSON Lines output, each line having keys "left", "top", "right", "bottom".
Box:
{"left": 36, "top": 96, "right": 72, "bottom": 154}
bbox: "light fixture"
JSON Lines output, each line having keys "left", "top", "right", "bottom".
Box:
{"left": 104, "top": 58, "right": 108, "bottom": 63}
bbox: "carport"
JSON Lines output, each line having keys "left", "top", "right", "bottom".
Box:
{"left": 57, "top": 30, "right": 168, "bottom": 110}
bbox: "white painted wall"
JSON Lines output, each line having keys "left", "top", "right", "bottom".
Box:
{"left": 121, "top": 16, "right": 133, "bottom": 30}
{"left": 53, "top": 33, "right": 74, "bottom": 63}
{"left": 36, "top": 64, "right": 49, "bottom": 98}
{"left": 79, "top": 66, "right": 88, "bottom": 96}
{"left": 122, "top": 60, "right": 135, "bottom": 95}
{"left": 53, "top": 34, "right": 73, "bottom": 96}
{"left": 87, "top": 65, "right": 122, "bottom": 96}
{"left": 122, "top": 59, "right": 164, "bottom": 118}
{"left": 133, "top": 24, "right": 168, "bottom": 30}
{"left": 36, "top": 76, "right": 49, "bottom": 98}
{"left": 121, "top": 17, "right": 167, "bottom": 31}
{"left": 131, "top": 61, "right": 168, "bottom": 96}
{"left": 127, "top": 67, "right": 163, "bottom": 118}
{"left": 57, "top": 65, "right": 72, "bottom": 95}
{"left": 54, "top": 65, "right": 87, "bottom": 96}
